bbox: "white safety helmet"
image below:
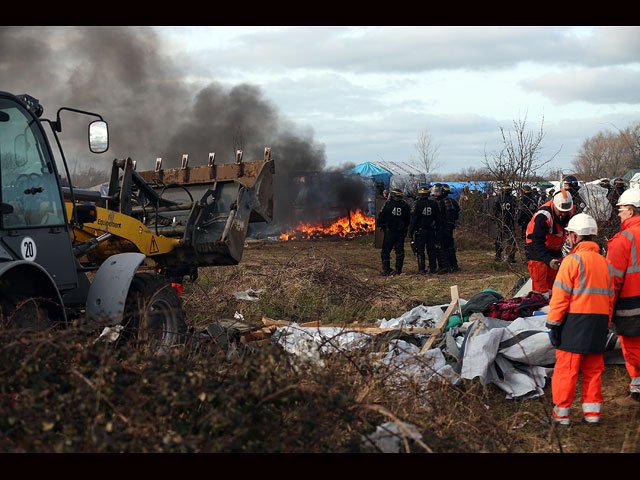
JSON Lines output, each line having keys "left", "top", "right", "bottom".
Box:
{"left": 616, "top": 188, "right": 640, "bottom": 208}
{"left": 552, "top": 189, "right": 573, "bottom": 212}
{"left": 566, "top": 213, "right": 598, "bottom": 236}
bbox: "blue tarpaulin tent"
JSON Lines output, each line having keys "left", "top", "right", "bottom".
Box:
{"left": 439, "top": 181, "right": 492, "bottom": 200}
{"left": 343, "top": 162, "right": 393, "bottom": 186}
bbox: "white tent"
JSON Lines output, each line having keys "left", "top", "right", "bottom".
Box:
{"left": 368, "top": 160, "right": 430, "bottom": 196}
{"left": 371, "top": 160, "right": 427, "bottom": 177}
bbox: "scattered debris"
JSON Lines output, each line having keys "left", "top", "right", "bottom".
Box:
{"left": 360, "top": 421, "right": 424, "bottom": 453}
{"left": 93, "top": 325, "right": 124, "bottom": 344}
{"left": 233, "top": 289, "right": 265, "bottom": 302}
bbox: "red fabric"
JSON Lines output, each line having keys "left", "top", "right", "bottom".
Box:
{"left": 483, "top": 291, "right": 548, "bottom": 321}
{"left": 171, "top": 283, "right": 183, "bottom": 297}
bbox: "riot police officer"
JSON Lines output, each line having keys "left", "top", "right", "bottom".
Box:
{"left": 377, "top": 188, "right": 411, "bottom": 276}
{"left": 433, "top": 184, "right": 461, "bottom": 273}
{"left": 609, "top": 178, "right": 627, "bottom": 208}
{"left": 563, "top": 175, "right": 585, "bottom": 214}
{"left": 608, "top": 178, "right": 628, "bottom": 229}
{"left": 408, "top": 184, "right": 440, "bottom": 274}
{"left": 517, "top": 184, "right": 538, "bottom": 238}
{"left": 490, "top": 184, "right": 518, "bottom": 262}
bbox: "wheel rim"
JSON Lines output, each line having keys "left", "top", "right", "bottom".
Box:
{"left": 142, "top": 297, "right": 179, "bottom": 349}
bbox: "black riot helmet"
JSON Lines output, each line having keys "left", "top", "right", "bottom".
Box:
{"left": 417, "top": 183, "right": 431, "bottom": 197}
{"left": 563, "top": 175, "right": 580, "bottom": 191}
{"left": 521, "top": 185, "right": 533, "bottom": 194}
{"left": 390, "top": 188, "right": 403, "bottom": 199}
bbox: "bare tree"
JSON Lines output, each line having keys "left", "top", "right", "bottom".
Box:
{"left": 483, "top": 115, "right": 560, "bottom": 266}
{"left": 411, "top": 130, "right": 441, "bottom": 174}
{"left": 609, "top": 121, "right": 640, "bottom": 170}
{"left": 482, "top": 115, "right": 560, "bottom": 190}
{"left": 571, "top": 128, "right": 634, "bottom": 180}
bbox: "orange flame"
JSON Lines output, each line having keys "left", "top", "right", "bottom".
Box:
{"left": 279, "top": 209, "right": 375, "bottom": 241}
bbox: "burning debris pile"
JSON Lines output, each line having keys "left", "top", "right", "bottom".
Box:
{"left": 266, "top": 170, "right": 376, "bottom": 241}
{"left": 279, "top": 209, "right": 374, "bottom": 241}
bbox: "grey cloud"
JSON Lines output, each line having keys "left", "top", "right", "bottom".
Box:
{"left": 521, "top": 68, "right": 640, "bottom": 105}
{"left": 192, "top": 26, "right": 640, "bottom": 74}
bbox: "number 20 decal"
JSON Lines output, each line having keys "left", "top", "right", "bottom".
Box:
{"left": 21, "top": 237, "right": 37, "bottom": 261}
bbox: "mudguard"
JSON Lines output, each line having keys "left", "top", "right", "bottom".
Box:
{"left": 0, "top": 259, "right": 67, "bottom": 323}
{"left": 85, "top": 252, "right": 146, "bottom": 323}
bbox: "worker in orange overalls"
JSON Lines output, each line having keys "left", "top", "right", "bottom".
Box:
{"left": 525, "top": 189, "right": 574, "bottom": 296}
{"left": 606, "top": 188, "right": 640, "bottom": 408}
{"left": 546, "top": 213, "right": 615, "bottom": 425}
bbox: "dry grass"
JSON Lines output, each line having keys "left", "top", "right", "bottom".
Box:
{"left": 3, "top": 229, "right": 640, "bottom": 452}
{"left": 177, "top": 231, "right": 640, "bottom": 453}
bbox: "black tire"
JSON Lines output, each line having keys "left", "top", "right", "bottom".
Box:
{"left": 122, "top": 272, "right": 187, "bottom": 353}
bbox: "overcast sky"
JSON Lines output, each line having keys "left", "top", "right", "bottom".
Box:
{"left": 154, "top": 25, "right": 640, "bottom": 176}
{"left": 2, "top": 26, "right": 638, "bottom": 178}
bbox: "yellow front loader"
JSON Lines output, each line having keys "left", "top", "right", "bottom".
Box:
{"left": 0, "top": 91, "right": 274, "bottom": 353}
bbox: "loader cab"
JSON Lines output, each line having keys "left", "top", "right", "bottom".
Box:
{"left": 0, "top": 92, "right": 79, "bottom": 293}
{"left": 0, "top": 95, "right": 66, "bottom": 229}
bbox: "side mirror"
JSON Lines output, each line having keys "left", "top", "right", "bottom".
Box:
{"left": 89, "top": 120, "right": 109, "bottom": 153}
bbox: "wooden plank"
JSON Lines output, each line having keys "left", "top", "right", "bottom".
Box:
{"left": 261, "top": 316, "right": 292, "bottom": 327}
{"left": 260, "top": 317, "right": 438, "bottom": 335}
{"left": 337, "top": 326, "right": 440, "bottom": 335}
{"left": 299, "top": 320, "right": 322, "bottom": 327}
{"left": 420, "top": 285, "right": 460, "bottom": 352}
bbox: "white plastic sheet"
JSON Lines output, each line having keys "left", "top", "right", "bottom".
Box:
{"left": 377, "top": 340, "right": 461, "bottom": 389}
{"left": 458, "top": 315, "right": 559, "bottom": 399}
{"left": 378, "top": 303, "right": 453, "bottom": 329}
{"left": 360, "top": 421, "right": 424, "bottom": 453}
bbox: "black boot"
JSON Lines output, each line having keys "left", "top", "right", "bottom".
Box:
{"left": 381, "top": 259, "right": 392, "bottom": 276}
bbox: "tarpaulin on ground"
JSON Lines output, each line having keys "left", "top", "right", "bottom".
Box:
{"left": 449, "top": 315, "right": 556, "bottom": 399}
{"left": 267, "top": 290, "right": 624, "bottom": 401}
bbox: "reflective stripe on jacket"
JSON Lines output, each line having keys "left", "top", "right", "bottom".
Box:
{"left": 547, "top": 241, "right": 615, "bottom": 354}
{"left": 606, "top": 215, "right": 640, "bottom": 336}
{"left": 525, "top": 201, "right": 568, "bottom": 264}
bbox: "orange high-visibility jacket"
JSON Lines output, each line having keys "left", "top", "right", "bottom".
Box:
{"left": 525, "top": 201, "right": 569, "bottom": 264}
{"left": 606, "top": 215, "right": 640, "bottom": 336}
{"left": 547, "top": 241, "right": 615, "bottom": 353}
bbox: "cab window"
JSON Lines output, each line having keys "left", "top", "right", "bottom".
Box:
{"left": 0, "top": 98, "right": 65, "bottom": 228}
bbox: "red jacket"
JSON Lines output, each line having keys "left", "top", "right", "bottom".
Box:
{"left": 547, "top": 241, "right": 614, "bottom": 353}
{"left": 606, "top": 215, "right": 640, "bottom": 336}
{"left": 525, "top": 201, "right": 570, "bottom": 264}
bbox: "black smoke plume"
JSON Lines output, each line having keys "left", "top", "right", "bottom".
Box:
{"left": 0, "top": 26, "right": 369, "bottom": 231}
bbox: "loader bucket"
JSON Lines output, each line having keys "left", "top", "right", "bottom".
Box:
{"left": 133, "top": 148, "right": 275, "bottom": 268}
{"left": 67, "top": 148, "right": 274, "bottom": 270}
